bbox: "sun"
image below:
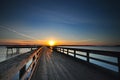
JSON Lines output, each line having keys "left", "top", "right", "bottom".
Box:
{"left": 48, "top": 40, "right": 55, "bottom": 46}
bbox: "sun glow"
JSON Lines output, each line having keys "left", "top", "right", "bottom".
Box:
{"left": 48, "top": 40, "right": 55, "bottom": 46}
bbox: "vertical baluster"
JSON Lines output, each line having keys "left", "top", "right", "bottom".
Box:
{"left": 118, "top": 56, "right": 120, "bottom": 74}
{"left": 67, "top": 49, "right": 68, "bottom": 55}
{"left": 74, "top": 50, "right": 76, "bottom": 58}
{"left": 11, "top": 48, "right": 13, "bottom": 55}
{"left": 60, "top": 48, "right": 61, "bottom": 52}
{"left": 31, "top": 48, "right": 33, "bottom": 51}
{"left": 32, "top": 55, "right": 36, "bottom": 70}
{"left": 63, "top": 48, "right": 64, "bottom": 53}
{"left": 19, "top": 65, "right": 26, "bottom": 79}
{"left": 6, "top": 48, "right": 8, "bottom": 56}
{"left": 33, "top": 55, "right": 36, "bottom": 62}
{"left": 87, "top": 52, "right": 89, "bottom": 63}
{"left": 67, "top": 49, "right": 69, "bottom": 55}
{"left": 16, "top": 48, "right": 20, "bottom": 54}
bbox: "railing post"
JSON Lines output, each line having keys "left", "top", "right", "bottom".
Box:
{"left": 61, "top": 48, "right": 63, "bottom": 53}
{"left": 31, "top": 48, "right": 33, "bottom": 51}
{"left": 63, "top": 48, "right": 64, "bottom": 53}
{"left": 6, "top": 48, "right": 14, "bottom": 55}
{"left": 67, "top": 49, "right": 69, "bottom": 55}
{"left": 67, "top": 49, "right": 68, "bottom": 55}
{"left": 58, "top": 48, "right": 60, "bottom": 52}
{"left": 19, "top": 65, "right": 26, "bottom": 79}
{"left": 87, "top": 52, "right": 89, "bottom": 63}
{"left": 32, "top": 56, "right": 36, "bottom": 70}
{"left": 53, "top": 47, "right": 56, "bottom": 51}
{"left": 74, "top": 50, "right": 76, "bottom": 58}
{"left": 33, "top": 55, "right": 36, "bottom": 61}
{"left": 6, "top": 48, "right": 8, "bottom": 56}
{"left": 60, "top": 48, "right": 61, "bottom": 52}
{"left": 118, "top": 56, "right": 120, "bottom": 73}
{"left": 16, "top": 48, "right": 20, "bottom": 54}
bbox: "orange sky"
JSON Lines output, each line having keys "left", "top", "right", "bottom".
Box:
{"left": 0, "top": 39, "right": 118, "bottom": 46}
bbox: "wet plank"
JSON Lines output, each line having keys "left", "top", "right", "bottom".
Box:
{"left": 31, "top": 47, "right": 119, "bottom": 80}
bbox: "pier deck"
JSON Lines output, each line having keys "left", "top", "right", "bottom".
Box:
{"left": 31, "top": 47, "right": 119, "bottom": 80}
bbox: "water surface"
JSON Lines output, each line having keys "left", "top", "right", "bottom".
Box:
{"left": 0, "top": 46, "right": 31, "bottom": 62}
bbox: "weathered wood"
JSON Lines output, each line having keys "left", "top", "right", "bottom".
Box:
{"left": 60, "top": 48, "right": 62, "bottom": 52}
{"left": 19, "top": 65, "right": 26, "bottom": 79}
{"left": 74, "top": 50, "right": 76, "bottom": 58}
{"left": 0, "top": 47, "right": 42, "bottom": 80}
{"left": 6, "top": 48, "right": 14, "bottom": 55}
{"left": 31, "top": 47, "right": 119, "bottom": 80}
{"left": 56, "top": 47, "right": 120, "bottom": 57}
{"left": 67, "top": 49, "right": 68, "bottom": 55}
{"left": 16, "top": 48, "right": 20, "bottom": 54}
{"left": 55, "top": 47, "right": 120, "bottom": 74}
{"left": 63, "top": 49, "right": 64, "bottom": 53}
{"left": 27, "top": 47, "right": 44, "bottom": 80}
{"left": 118, "top": 56, "right": 120, "bottom": 73}
{"left": 86, "top": 52, "right": 89, "bottom": 62}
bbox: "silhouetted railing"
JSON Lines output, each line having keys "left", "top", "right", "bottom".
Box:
{"left": 0, "top": 47, "right": 42, "bottom": 80}
{"left": 54, "top": 47, "right": 120, "bottom": 73}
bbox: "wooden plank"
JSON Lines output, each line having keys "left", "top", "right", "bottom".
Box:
{"left": 31, "top": 47, "right": 119, "bottom": 80}
{"left": 0, "top": 47, "right": 42, "bottom": 80}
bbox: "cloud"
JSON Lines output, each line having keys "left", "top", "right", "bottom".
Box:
{"left": 0, "top": 39, "right": 48, "bottom": 45}
{"left": 0, "top": 25, "right": 37, "bottom": 40}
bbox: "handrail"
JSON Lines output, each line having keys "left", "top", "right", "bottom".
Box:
{"left": 54, "top": 47, "right": 120, "bottom": 73}
{"left": 0, "top": 47, "right": 43, "bottom": 80}
{"left": 55, "top": 47, "right": 120, "bottom": 57}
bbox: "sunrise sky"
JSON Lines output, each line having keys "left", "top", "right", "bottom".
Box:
{"left": 0, "top": 0, "right": 120, "bottom": 45}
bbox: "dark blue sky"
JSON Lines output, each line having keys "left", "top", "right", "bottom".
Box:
{"left": 0, "top": 0, "right": 120, "bottom": 45}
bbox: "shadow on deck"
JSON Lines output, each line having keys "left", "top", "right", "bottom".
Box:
{"left": 31, "top": 47, "right": 119, "bottom": 80}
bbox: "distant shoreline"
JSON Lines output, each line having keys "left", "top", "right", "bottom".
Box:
{"left": 0, "top": 44, "right": 120, "bottom": 47}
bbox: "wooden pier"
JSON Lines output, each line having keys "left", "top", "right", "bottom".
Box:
{"left": 0, "top": 46, "right": 120, "bottom": 80}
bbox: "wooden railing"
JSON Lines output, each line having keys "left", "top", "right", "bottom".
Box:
{"left": 0, "top": 47, "right": 43, "bottom": 80}
{"left": 54, "top": 47, "right": 120, "bottom": 73}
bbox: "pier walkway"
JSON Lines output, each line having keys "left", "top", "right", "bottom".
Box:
{"left": 31, "top": 47, "right": 119, "bottom": 80}
{"left": 0, "top": 46, "right": 119, "bottom": 80}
